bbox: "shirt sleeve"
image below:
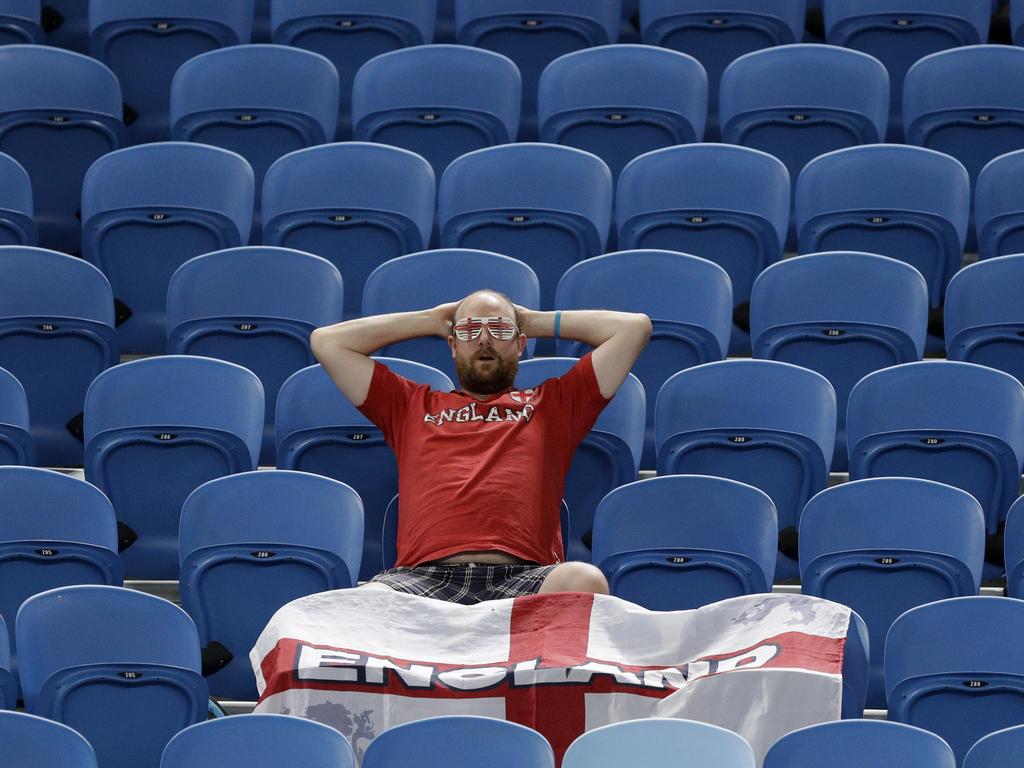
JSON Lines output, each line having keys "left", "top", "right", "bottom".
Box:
{"left": 549, "top": 352, "right": 612, "bottom": 449}
{"left": 356, "top": 360, "right": 421, "bottom": 449}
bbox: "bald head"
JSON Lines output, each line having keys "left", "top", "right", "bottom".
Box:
{"left": 453, "top": 289, "right": 521, "bottom": 332}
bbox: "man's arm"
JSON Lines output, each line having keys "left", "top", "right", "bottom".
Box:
{"left": 518, "top": 309, "right": 652, "bottom": 399}
{"left": 310, "top": 302, "right": 457, "bottom": 407}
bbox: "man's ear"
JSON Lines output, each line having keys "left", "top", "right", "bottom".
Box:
{"left": 516, "top": 333, "right": 526, "bottom": 358}
{"left": 448, "top": 334, "right": 457, "bottom": 358}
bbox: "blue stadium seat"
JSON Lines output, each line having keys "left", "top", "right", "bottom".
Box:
{"left": 975, "top": 149, "right": 1024, "bottom": 261}
{"left": 795, "top": 146, "right": 969, "bottom": 310}
{"left": 262, "top": 143, "right": 435, "bottom": 321}
{"left": 1002, "top": 495, "right": 1024, "bottom": 598}
{"left": 965, "top": 724, "right": 1024, "bottom": 768}
{"left": 592, "top": 475, "right": 777, "bottom": 610}
{"left": 655, "top": 359, "right": 836, "bottom": 582}
{"left": 271, "top": 0, "right": 436, "bottom": 140}
{"left": 800, "top": 478, "right": 984, "bottom": 709}
{"left": 351, "top": 45, "right": 521, "bottom": 180}
{"left": 0, "top": 615, "right": 12, "bottom": 708}
{"left": 162, "top": 714, "right": 355, "bottom": 768}
{"left": 750, "top": 251, "right": 928, "bottom": 472}
{"left": 362, "top": 249, "right": 541, "bottom": 379}
{"left": 89, "top": 1, "right": 254, "bottom": 145}
{"left": 454, "top": 0, "right": 621, "bottom": 140}
{"left": 0, "top": 246, "right": 118, "bottom": 467}
{"left": 363, "top": 716, "right": 554, "bottom": 768}
{"left": 0, "top": 467, "right": 122, "bottom": 689}
{"left": 904, "top": 46, "right": 1024, "bottom": 247}
{"left": 81, "top": 143, "right": 255, "bottom": 354}
{"left": 563, "top": 718, "right": 754, "bottom": 768}
{"left": 765, "top": 720, "right": 956, "bottom": 768}
{"left": 516, "top": 358, "right": 644, "bottom": 562}
{"left": 720, "top": 44, "right": 889, "bottom": 249}
{"left": 166, "top": 246, "right": 344, "bottom": 465}
{"left": 179, "top": 471, "right": 363, "bottom": 700}
{"left": 617, "top": 144, "right": 789, "bottom": 355}
{"left": 0, "top": 152, "right": 34, "bottom": 245}
{"left": 0, "top": 46, "right": 121, "bottom": 254}
{"left": 0, "top": 366, "right": 32, "bottom": 466}
{"left": 44, "top": 0, "right": 89, "bottom": 51}
{"left": 537, "top": 45, "right": 707, "bottom": 180}
{"left": 639, "top": 0, "right": 805, "bottom": 141}
{"left": 885, "top": 597, "right": 1024, "bottom": 765}
{"left": 84, "top": 356, "right": 264, "bottom": 579}
{"left": 438, "top": 144, "right": 611, "bottom": 315}
{"left": 846, "top": 361, "right": 1024, "bottom": 578}
{"left": 276, "top": 360, "right": 453, "bottom": 582}
{"left": 0, "top": 711, "right": 99, "bottom": 767}
{"left": 556, "top": 250, "right": 732, "bottom": 469}
{"left": 170, "top": 43, "right": 338, "bottom": 235}
{"left": 381, "top": 495, "right": 571, "bottom": 570}
{"left": 825, "top": 0, "right": 990, "bottom": 141}
{"left": 0, "top": 1, "right": 42, "bottom": 45}
{"left": 17, "top": 585, "right": 206, "bottom": 768}
{"left": 946, "top": 255, "right": 1024, "bottom": 384}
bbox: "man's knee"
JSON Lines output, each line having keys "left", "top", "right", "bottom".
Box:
{"left": 358, "top": 581, "right": 395, "bottom": 591}
{"left": 539, "top": 562, "right": 609, "bottom": 595}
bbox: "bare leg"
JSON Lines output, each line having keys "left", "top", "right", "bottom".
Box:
{"left": 538, "top": 562, "right": 609, "bottom": 595}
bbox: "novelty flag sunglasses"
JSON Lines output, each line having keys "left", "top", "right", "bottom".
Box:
{"left": 453, "top": 316, "right": 519, "bottom": 341}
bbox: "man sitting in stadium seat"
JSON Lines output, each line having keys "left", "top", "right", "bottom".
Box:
{"left": 310, "top": 289, "right": 651, "bottom": 603}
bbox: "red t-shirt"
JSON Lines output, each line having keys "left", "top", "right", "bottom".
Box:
{"left": 357, "top": 353, "right": 609, "bottom": 567}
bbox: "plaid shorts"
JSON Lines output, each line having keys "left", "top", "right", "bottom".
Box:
{"left": 367, "top": 563, "right": 559, "bottom": 605}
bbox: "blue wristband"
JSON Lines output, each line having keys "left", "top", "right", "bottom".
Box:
{"left": 553, "top": 311, "right": 561, "bottom": 339}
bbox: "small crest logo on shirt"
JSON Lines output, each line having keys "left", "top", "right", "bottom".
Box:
{"left": 510, "top": 389, "right": 535, "bottom": 404}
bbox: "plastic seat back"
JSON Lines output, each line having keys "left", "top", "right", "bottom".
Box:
{"left": 0, "top": 1, "right": 42, "bottom": 44}
{"left": 0, "top": 467, "right": 122, "bottom": 671}
{"left": 825, "top": 0, "right": 990, "bottom": 141}
{"left": 271, "top": 0, "right": 436, "bottom": 140}
{"left": 720, "top": 44, "right": 889, "bottom": 249}
{"left": 179, "top": 471, "right": 362, "bottom": 699}
{"left": 0, "top": 151, "right": 34, "bottom": 245}
{"left": 800, "top": 478, "right": 984, "bottom": 708}
{"left": 639, "top": 0, "right": 805, "bottom": 140}
{"left": 362, "top": 249, "right": 541, "bottom": 378}
{"left": 89, "top": 1, "right": 254, "bottom": 144}
{"left": 262, "top": 143, "right": 435, "bottom": 320}
{"left": 975, "top": 149, "right": 1024, "bottom": 261}
{"left": 593, "top": 475, "right": 777, "bottom": 609}
{"left": 16, "top": 585, "right": 207, "bottom": 768}
{"left": 162, "top": 714, "right": 355, "bottom": 768}
{"left": 556, "top": 250, "right": 731, "bottom": 468}
{"left": 538, "top": 44, "right": 707, "bottom": 179}
{"left": 438, "top": 144, "right": 611, "bottom": 313}
{"left": 904, "top": 46, "right": 1024, "bottom": 247}
{"left": 0, "top": 615, "right": 12, "bottom": 708}
{"left": 1001, "top": 496, "right": 1024, "bottom": 599}
{"left": 563, "top": 718, "right": 754, "bottom": 768}
{"left": 617, "top": 144, "right": 789, "bottom": 355}
{"left": 170, "top": 43, "right": 338, "bottom": 234}
{"left": 455, "top": 0, "right": 621, "bottom": 140}
{"left": 765, "top": 720, "right": 955, "bottom": 768}
{"left": 885, "top": 597, "right": 1024, "bottom": 765}
{"left": 965, "top": 724, "right": 1024, "bottom": 768}
{"left": 81, "top": 143, "right": 255, "bottom": 353}
{"left": 0, "top": 246, "right": 118, "bottom": 466}
{"left": 516, "top": 358, "right": 644, "bottom": 561}
{"left": 750, "top": 251, "right": 928, "bottom": 471}
{"left": 276, "top": 360, "right": 453, "bottom": 581}
{"left": 0, "top": 711, "right": 99, "bottom": 768}
{"left": 166, "top": 246, "right": 344, "bottom": 465}
{"left": 84, "top": 356, "right": 264, "bottom": 579}
{"left": 0, "top": 46, "right": 122, "bottom": 254}
{"left": 846, "top": 361, "right": 1024, "bottom": 565}
{"left": 655, "top": 359, "right": 836, "bottom": 581}
{"left": 946, "top": 255, "right": 1024, "bottom": 385}
{"left": 795, "top": 146, "right": 970, "bottom": 308}
{"left": 0, "top": 366, "right": 32, "bottom": 466}
{"left": 363, "top": 716, "right": 554, "bottom": 768}
{"left": 351, "top": 44, "right": 521, "bottom": 180}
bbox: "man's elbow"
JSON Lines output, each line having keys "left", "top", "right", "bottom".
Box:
{"left": 309, "top": 326, "right": 329, "bottom": 362}
{"left": 632, "top": 313, "right": 653, "bottom": 344}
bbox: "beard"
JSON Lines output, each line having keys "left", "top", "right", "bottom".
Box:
{"left": 455, "top": 347, "right": 519, "bottom": 394}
